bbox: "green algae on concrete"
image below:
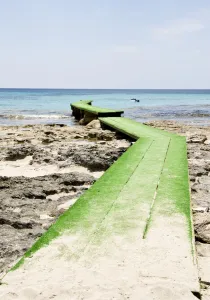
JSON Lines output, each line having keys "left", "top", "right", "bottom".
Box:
{"left": 11, "top": 137, "right": 152, "bottom": 270}
{"left": 71, "top": 100, "right": 124, "bottom": 116}
{"left": 147, "top": 136, "right": 193, "bottom": 238}
{"left": 100, "top": 117, "right": 193, "bottom": 239}
{"left": 3, "top": 100, "right": 199, "bottom": 298}
{"left": 10, "top": 101, "right": 195, "bottom": 287}
{"left": 100, "top": 116, "right": 178, "bottom": 139}
{"left": 85, "top": 137, "right": 171, "bottom": 244}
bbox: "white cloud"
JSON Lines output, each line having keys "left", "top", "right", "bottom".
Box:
{"left": 153, "top": 19, "right": 205, "bottom": 38}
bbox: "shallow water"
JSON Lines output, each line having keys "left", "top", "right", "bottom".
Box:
{"left": 0, "top": 89, "right": 210, "bottom": 126}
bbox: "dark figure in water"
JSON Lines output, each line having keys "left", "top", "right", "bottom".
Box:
{"left": 131, "top": 98, "right": 140, "bottom": 102}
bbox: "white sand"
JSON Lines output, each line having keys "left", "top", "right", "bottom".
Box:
{"left": 0, "top": 156, "right": 103, "bottom": 179}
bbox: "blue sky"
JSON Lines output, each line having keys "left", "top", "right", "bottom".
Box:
{"left": 0, "top": 0, "right": 210, "bottom": 88}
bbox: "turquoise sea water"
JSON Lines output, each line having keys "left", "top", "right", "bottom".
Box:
{"left": 0, "top": 89, "right": 210, "bottom": 126}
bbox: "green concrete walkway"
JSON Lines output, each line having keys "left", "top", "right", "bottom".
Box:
{"left": 0, "top": 102, "right": 200, "bottom": 300}
{"left": 71, "top": 100, "right": 124, "bottom": 117}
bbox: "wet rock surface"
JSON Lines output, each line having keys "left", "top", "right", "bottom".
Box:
{"left": 0, "top": 122, "right": 130, "bottom": 275}
{"left": 145, "top": 120, "right": 210, "bottom": 298}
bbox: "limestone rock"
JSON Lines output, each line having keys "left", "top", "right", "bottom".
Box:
{"left": 194, "top": 213, "right": 210, "bottom": 243}
{"left": 3, "top": 145, "right": 35, "bottom": 161}
{"left": 86, "top": 119, "right": 101, "bottom": 129}
{"left": 187, "top": 134, "right": 207, "bottom": 144}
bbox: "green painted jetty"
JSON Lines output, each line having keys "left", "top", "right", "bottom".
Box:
{"left": 71, "top": 100, "right": 124, "bottom": 124}
{"left": 0, "top": 101, "right": 200, "bottom": 299}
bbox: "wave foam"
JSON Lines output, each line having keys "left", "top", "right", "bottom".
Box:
{"left": 0, "top": 114, "right": 71, "bottom": 120}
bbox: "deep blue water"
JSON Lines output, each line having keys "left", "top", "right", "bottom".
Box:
{"left": 0, "top": 89, "right": 210, "bottom": 126}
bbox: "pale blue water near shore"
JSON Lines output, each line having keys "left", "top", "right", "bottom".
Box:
{"left": 0, "top": 89, "right": 210, "bottom": 126}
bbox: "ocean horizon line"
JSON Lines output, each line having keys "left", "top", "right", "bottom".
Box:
{"left": 1, "top": 88, "right": 210, "bottom": 91}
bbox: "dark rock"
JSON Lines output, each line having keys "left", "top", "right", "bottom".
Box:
{"left": 44, "top": 131, "right": 56, "bottom": 136}
{"left": 58, "top": 144, "right": 126, "bottom": 172}
{"left": 4, "top": 146, "right": 35, "bottom": 161}
{"left": 189, "top": 175, "right": 196, "bottom": 182}
{"left": 201, "top": 145, "right": 210, "bottom": 151}
{"left": 88, "top": 129, "right": 98, "bottom": 139}
{"left": 42, "top": 138, "right": 54, "bottom": 144}
{"left": 46, "top": 124, "right": 67, "bottom": 127}
{"left": 190, "top": 166, "right": 208, "bottom": 177}
{"left": 187, "top": 134, "right": 207, "bottom": 144}
{"left": 0, "top": 172, "right": 95, "bottom": 273}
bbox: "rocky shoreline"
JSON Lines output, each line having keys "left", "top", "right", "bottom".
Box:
{"left": 0, "top": 121, "right": 130, "bottom": 276}
{"left": 1, "top": 119, "right": 210, "bottom": 297}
